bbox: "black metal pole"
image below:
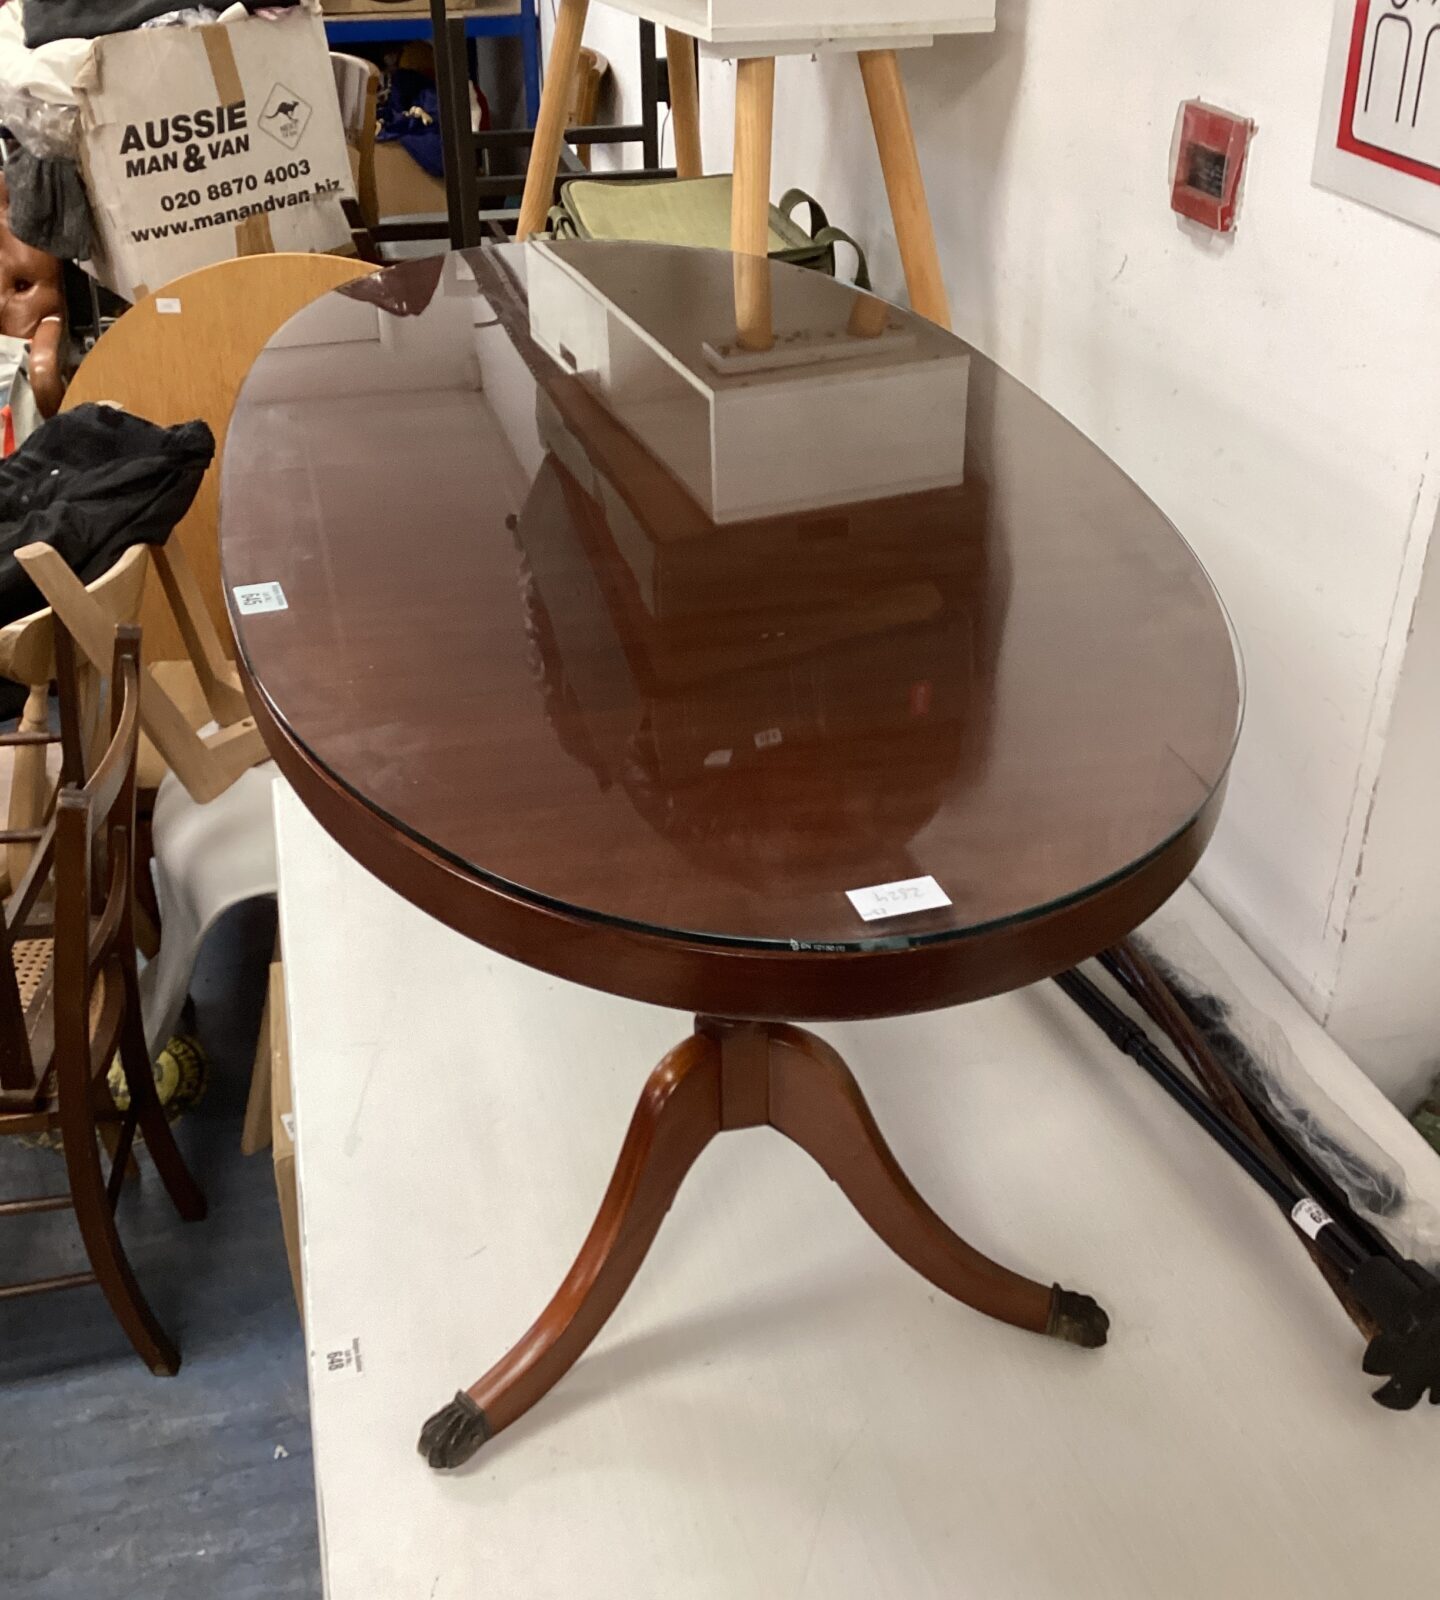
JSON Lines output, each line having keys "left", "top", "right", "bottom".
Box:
{"left": 639, "top": 22, "right": 661, "bottom": 170}
{"left": 1055, "top": 970, "right": 1368, "bottom": 1274}
{"left": 1055, "top": 966, "right": 1440, "bottom": 1409}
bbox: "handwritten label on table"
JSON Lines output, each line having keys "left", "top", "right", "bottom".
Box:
{"left": 846, "top": 876, "right": 952, "bottom": 923}
{"left": 233, "top": 581, "right": 289, "bottom": 616}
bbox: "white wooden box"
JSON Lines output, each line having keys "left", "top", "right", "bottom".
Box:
{"left": 526, "top": 242, "right": 969, "bottom": 524}
{"left": 598, "top": 0, "right": 996, "bottom": 53}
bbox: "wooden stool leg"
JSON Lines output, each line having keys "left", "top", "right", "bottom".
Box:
{"left": 857, "top": 48, "right": 951, "bottom": 329}
{"left": 666, "top": 29, "right": 703, "bottom": 179}
{"left": 767, "top": 1025, "right": 1108, "bottom": 1346}
{"left": 6, "top": 685, "right": 52, "bottom": 889}
{"left": 731, "top": 55, "right": 776, "bottom": 353}
{"left": 517, "top": 0, "right": 590, "bottom": 241}
{"left": 419, "top": 1034, "right": 722, "bottom": 1469}
{"left": 847, "top": 291, "right": 891, "bottom": 340}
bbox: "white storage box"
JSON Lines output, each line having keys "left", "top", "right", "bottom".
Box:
{"left": 527, "top": 242, "right": 969, "bottom": 525}
{"left": 75, "top": 0, "right": 353, "bottom": 302}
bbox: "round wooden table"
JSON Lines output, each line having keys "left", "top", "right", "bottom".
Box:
{"left": 221, "top": 244, "right": 1242, "bottom": 1470}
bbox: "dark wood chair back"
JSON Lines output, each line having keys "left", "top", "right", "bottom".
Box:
{"left": 0, "top": 623, "right": 206, "bottom": 1374}
{"left": 0, "top": 618, "right": 86, "bottom": 1094}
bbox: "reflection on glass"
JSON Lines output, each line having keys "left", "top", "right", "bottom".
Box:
{"left": 473, "top": 244, "right": 1003, "bottom": 897}
{"left": 523, "top": 239, "right": 970, "bottom": 525}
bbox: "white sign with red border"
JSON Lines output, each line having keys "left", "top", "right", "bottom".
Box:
{"left": 1314, "top": 0, "right": 1440, "bottom": 233}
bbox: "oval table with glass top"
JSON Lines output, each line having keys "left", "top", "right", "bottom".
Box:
{"left": 220, "top": 242, "right": 1241, "bottom": 1471}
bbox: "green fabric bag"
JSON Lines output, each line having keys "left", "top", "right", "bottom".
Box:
{"left": 548, "top": 173, "right": 871, "bottom": 290}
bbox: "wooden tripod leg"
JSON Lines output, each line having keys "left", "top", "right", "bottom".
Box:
{"left": 517, "top": 0, "right": 590, "bottom": 241}
{"left": 731, "top": 55, "right": 776, "bottom": 352}
{"left": 6, "top": 685, "right": 52, "bottom": 890}
{"left": 666, "top": 30, "right": 703, "bottom": 179}
{"left": 419, "top": 1034, "right": 722, "bottom": 1470}
{"left": 766, "top": 1025, "right": 1109, "bottom": 1348}
{"left": 857, "top": 49, "right": 951, "bottom": 329}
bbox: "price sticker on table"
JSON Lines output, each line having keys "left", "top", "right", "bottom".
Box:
{"left": 846, "top": 876, "right": 952, "bottom": 923}
{"left": 233, "top": 581, "right": 289, "bottom": 616}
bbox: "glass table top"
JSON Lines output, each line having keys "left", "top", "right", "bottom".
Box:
{"left": 221, "top": 243, "right": 1242, "bottom": 954}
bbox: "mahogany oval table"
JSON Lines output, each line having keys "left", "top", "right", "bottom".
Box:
{"left": 221, "top": 243, "right": 1242, "bottom": 1470}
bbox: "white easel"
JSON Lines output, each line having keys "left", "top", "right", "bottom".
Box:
{"left": 517, "top": 2, "right": 997, "bottom": 338}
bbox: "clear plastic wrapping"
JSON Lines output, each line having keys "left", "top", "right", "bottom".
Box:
{"left": 0, "top": 88, "right": 80, "bottom": 160}
{"left": 1137, "top": 930, "right": 1440, "bottom": 1270}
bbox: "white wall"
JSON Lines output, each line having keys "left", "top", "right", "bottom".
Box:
{"left": 1326, "top": 506, "right": 1440, "bottom": 1108}
{"left": 548, "top": 2, "right": 1440, "bottom": 1096}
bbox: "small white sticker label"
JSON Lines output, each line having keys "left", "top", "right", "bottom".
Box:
{"left": 1291, "top": 1199, "right": 1332, "bottom": 1240}
{"left": 280, "top": 1112, "right": 295, "bottom": 1142}
{"left": 846, "top": 875, "right": 952, "bottom": 923}
{"left": 155, "top": 297, "right": 182, "bottom": 315}
{"left": 754, "top": 727, "right": 783, "bottom": 750}
{"left": 320, "top": 1337, "right": 364, "bottom": 1380}
{"left": 233, "top": 581, "right": 289, "bottom": 616}
{"left": 703, "top": 749, "right": 733, "bottom": 769}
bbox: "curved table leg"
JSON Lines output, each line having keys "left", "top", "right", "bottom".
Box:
{"left": 420, "top": 1033, "right": 723, "bottom": 1469}
{"left": 766, "top": 1025, "right": 1109, "bottom": 1349}
{"left": 422, "top": 1020, "right": 1108, "bottom": 1470}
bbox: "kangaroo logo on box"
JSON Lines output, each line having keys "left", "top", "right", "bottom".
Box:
{"left": 259, "top": 84, "right": 311, "bottom": 150}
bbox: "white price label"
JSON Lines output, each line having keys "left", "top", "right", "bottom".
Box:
{"left": 319, "top": 1337, "right": 364, "bottom": 1380}
{"left": 703, "top": 749, "right": 733, "bottom": 769}
{"left": 155, "top": 297, "right": 182, "bottom": 315}
{"left": 280, "top": 1112, "right": 295, "bottom": 1142}
{"left": 754, "top": 727, "right": 784, "bottom": 751}
{"left": 1291, "top": 1199, "right": 1333, "bottom": 1240}
{"left": 846, "top": 875, "right": 952, "bottom": 923}
{"left": 233, "top": 582, "right": 289, "bottom": 616}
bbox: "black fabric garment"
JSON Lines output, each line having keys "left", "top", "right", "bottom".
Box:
{"left": 0, "top": 404, "right": 214, "bottom": 629}
{"left": 3, "top": 147, "right": 94, "bottom": 261}
{"left": 23, "top": 0, "right": 181, "bottom": 45}
{"left": 23, "top": 0, "right": 296, "bottom": 45}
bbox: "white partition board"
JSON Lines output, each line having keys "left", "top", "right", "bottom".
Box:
{"left": 275, "top": 784, "right": 1440, "bottom": 1600}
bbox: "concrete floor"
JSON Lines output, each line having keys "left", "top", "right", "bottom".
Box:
{"left": 0, "top": 898, "right": 320, "bottom": 1600}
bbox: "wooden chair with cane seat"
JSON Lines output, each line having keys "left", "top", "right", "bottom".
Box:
{"left": 0, "top": 624, "right": 207, "bottom": 1375}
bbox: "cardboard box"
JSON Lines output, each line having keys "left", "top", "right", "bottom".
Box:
{"left": 75, "top": 1, "right": 354, "bottom": 301}
{"left": 372, "top": 139, "right": 447, "bottom": 216}
{"left": 268, "top": 961, "right": 304, "bottom": 1323}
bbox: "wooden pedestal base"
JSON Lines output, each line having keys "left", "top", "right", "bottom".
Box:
{"left": 420, "top": 1018, "right": 1108, "bottom": 1470}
